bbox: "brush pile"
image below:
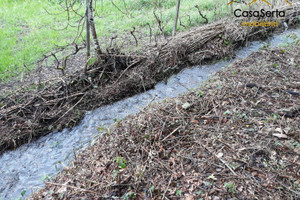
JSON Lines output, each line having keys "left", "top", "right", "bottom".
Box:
{"left": 0, "top": 4, "right": 299, "bottom": 154}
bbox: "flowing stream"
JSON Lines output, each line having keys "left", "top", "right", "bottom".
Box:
{"left": 0, "top": 29, "right": 299, "bottom": 200}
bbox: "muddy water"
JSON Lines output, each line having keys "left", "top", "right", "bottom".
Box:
{"left": 0, "top": 29, "right": 299, "bottom": 200}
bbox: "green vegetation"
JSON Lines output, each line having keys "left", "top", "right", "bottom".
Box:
{"left": 114, "top": 156, "right": 127, "bottom": 169}
{"left": 0, "top": 0, "right": 74, "bottom": 80}
{"left": 0, "top": 0, "right": 231, "bottom": 81}
{"left": 224, "top": 182, "right": 236, "bottom": 194}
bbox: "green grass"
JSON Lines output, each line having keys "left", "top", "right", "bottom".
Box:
{"left": 0, "top": 0, "right": 231, "bottom": 81}
{"left": 0, "top": 0, "right": 76, "bottom": 80}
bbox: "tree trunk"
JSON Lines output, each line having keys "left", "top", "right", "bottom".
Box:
{"left": 89, "top": 0, "right": 102, "bottom": 56}
{"left": 172, "top": 0, "right": 181, "bottom": 37}
{"left": 86, "top": 0, "right": 91, "bottom": 57}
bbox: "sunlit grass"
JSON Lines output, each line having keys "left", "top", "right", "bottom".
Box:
{"left": 0, "top": 0, "right": 77, "bottom": 80}
{"left": 0, "top": 0, "right": 230, "bottom": 81}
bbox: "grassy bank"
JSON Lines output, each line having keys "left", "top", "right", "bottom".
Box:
{"left": 0, "top": 0, "right": 231, "bottom": 81}
{"left": 31, "top": 41, "right": 300, "bottom": 199}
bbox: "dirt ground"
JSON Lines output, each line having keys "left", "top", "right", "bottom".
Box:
{"left": 31, "top": 42, "right": 300, "bottom": 199}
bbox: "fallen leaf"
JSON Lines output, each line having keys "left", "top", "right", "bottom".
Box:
{"left": 216, "top": 152, "right": 223, "bottom": 158}
{"left": 283, "top": 127, "right": 291, "bottom": 134}
{"left": 273, "top": 133, "right": 288, "bottom": 139}
{"left": 275, "top": 127, "right": 283, "bottom": 133}
{"left": 191, "top": 120, "right": 199, "bottom": 124}
{"left": 182, "top": 102, "right": 191, "bottom": 109}
{"left": 185, "top": 194, "right": 194, "bottom": 200}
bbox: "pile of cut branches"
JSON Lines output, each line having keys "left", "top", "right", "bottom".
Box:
{"left": 0, "top": 4, "right": 299, "bottom": 154}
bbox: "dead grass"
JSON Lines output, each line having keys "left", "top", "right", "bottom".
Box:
{"left": 31, "top": 43, "right": 300, "bottom": 199}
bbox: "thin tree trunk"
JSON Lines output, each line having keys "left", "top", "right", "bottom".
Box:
{"left": 172, "top": 0, "right": 180, "bottom": 37}
{"left": 89, "top": 0, "right": 102, "bottom": 56}
{"left": 86, "top": 0, "right": 91, "bottom": 57}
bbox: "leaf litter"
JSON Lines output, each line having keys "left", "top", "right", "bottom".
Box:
{"left": 31, "top": 42, "right": 300, "bottom": 199}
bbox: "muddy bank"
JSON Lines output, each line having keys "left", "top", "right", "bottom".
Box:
{"left": 31, "top": 42, "right": 300, "bottom": 199}
{"left": 0, "top": 5, "right": 299, "bottom": 154}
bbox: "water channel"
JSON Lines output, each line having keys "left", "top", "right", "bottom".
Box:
{"left": 0, "top": 28, "right": 299, "bottom": 199}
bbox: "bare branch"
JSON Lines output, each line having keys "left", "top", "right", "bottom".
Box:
{"left": 153, "top": 10, "right": 166, "bottom": 39}
{"left": 195, "top": 5, "right": 208, "bottom": 24}
{"left": 146, "top": 23, "right": 153, "bottom": 43}
{"left": 110, "top": 0, "right": 133, "bottom": 18}
{"left": 130, "top": 27, "right": 138, "bottom": 47}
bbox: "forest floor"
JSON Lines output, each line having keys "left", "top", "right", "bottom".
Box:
{"left": 31, "top": 40, "right": 300, "bottom": 199}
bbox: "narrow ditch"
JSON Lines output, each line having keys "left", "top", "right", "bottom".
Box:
{"left": 0, "top": 28, "right": 299, "bottom": 200}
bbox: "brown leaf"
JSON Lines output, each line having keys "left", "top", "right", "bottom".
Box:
{"left": 185, "top": 194, "right": 194, "bottom": 200}
{"left": 191, "top": 120, "right": 199, "bottom": 124}
{"left": 272, "top": 133, "right": 288, "bottom": 139}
